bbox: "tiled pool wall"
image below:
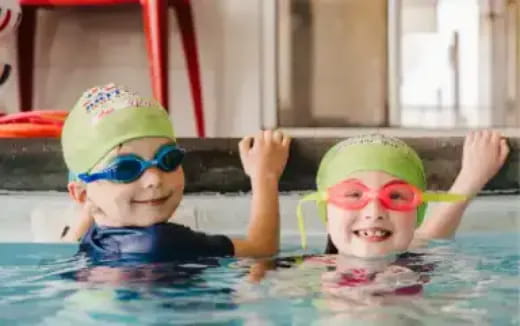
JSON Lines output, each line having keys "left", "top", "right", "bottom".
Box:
{"left": 2, "top": 191, "right": 519, "bottom": 243}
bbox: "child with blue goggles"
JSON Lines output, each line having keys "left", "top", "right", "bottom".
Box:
{"left": 62, "top": 84, "right": 290, "bottom": 261}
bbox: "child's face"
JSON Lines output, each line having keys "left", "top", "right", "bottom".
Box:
{"left": 86, "top": 137, "right": 185, "bottom": 227}
{"left": 327, "top": 171, "right": 417, "bottom": 258}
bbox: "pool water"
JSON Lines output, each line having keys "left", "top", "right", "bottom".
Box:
{"left": 0, "top": 232, "right": 518, "bottom": 325}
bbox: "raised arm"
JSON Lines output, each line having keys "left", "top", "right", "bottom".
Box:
{"left": 231, "top": 130, "right": 291, "bottom": 257}
{"left": 415, "top": 130, "right": 509, "bottom": 239}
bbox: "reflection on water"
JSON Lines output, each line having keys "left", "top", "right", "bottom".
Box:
{"left": 0, "top": 233, "right": 517, "bottom": 325}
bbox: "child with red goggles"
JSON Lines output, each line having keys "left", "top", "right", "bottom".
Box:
{"left": 297, "top": 132, "right": 510, "bottom": 257}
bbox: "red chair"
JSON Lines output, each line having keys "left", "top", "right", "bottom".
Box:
{"left": 17, "top": 0, "right": 206, "bottom": 137}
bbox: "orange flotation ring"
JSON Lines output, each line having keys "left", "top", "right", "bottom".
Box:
{"left": 0, "top": 110, "right": 68, "bottom": 138}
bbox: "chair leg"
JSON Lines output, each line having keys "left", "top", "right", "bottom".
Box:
{"left": 174, "top": 0, "right": 205, "bottom": 137}
{"left": 141, "top": 0, "right": 169, "bottom": 111}
{"left": 17, "top": 6, "right": 37, "bottom": 112}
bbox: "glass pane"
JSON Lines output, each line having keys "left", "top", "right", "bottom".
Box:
{"left": 397, "top": 0, "right": 519, "bottom": 128}
{"left": 276, "top": 0, "right": 519, "bottom": 128}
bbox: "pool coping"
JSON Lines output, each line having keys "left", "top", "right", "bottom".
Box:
{"left": 0, "top": 137, "right": 518, "bottom": 193}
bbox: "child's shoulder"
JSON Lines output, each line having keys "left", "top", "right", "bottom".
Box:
{"left": 86, "top": 222, "right": 197, "bottom": 240}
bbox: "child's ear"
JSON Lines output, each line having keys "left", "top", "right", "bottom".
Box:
{"left": 67, "top": 181, "right": 87, "bottom": 204}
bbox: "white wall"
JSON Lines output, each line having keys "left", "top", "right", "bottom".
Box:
{"left": 0, "top": 0, "right": 265, "bottom": 137}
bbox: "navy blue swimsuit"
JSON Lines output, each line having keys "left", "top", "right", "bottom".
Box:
{"left": 80, "top": 222, "right": 234, "bottom": 262}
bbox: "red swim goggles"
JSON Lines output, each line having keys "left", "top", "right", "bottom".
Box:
{"left": 327, "top": 179, "right": 467, "bottom": 212}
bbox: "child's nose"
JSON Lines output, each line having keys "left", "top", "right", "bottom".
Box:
{"left": 139, "top": 166, "right": 162, "bottom": 188}
{"left": 362, "top": 199, "right": 387, "bottom": 221}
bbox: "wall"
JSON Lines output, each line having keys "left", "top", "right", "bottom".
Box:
{"left": 1, "top": 0, "right": 264, "bottom": 137}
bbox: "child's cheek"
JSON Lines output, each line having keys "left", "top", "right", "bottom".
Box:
{"left": 327, "top": 210, "right": 344, "bottom": 239}
{"left": 111, "top": 189, "right": 136, "bottom": 217}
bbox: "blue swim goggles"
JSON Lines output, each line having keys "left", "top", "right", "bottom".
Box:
{"left": 77, "top": 144, "right": 185, "bottom": 184}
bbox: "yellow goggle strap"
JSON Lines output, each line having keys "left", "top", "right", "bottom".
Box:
{"left": 296, "top": 192, "right": 327, "bottom": 249}
{"left": 422, "top": 192, "right": 468, "bottom": 202}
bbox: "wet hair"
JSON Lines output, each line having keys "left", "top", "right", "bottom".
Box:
{"left": 325, "top": 235, "right": 338, "bottom": 254}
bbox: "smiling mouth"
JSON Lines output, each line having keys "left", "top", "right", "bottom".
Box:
{"left": 132, "top": 193, "right": 172, "bottom": 206}
{"left": 353, "top": 228, "right": 393, "bottom": 242}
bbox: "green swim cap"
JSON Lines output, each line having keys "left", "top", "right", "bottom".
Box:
{"left": 318, "top": 134, "right": 426, "bottom": 192}
{"left": 62, "top": 83, "right": 176, "bottom": 175}
{"left": 297, "top": 134, "right": 428, "bottom": 248}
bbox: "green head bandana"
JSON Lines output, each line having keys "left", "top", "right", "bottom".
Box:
{"left": 61, "top": 83, "right": 176, "bottom": 175}
{"left": 297, "top": 134, "right": 428, "bottom": 249}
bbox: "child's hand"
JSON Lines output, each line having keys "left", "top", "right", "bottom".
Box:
{"left": 457, "top": 130, "right": 510, "bottom": 194}
{"left": 239, "top": 130, "right": 291, "bottom": 181}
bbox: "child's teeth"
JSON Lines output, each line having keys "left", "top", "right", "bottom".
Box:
{"left": 357, "top": 229, "right": 390, "bottom": 237}
{"left": 354, "top": 229, "right": 391, "bottom": 239}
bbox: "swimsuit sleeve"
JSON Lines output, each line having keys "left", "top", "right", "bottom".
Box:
{"left": 156, "top": 223, "right": 235, "bottom": 258}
